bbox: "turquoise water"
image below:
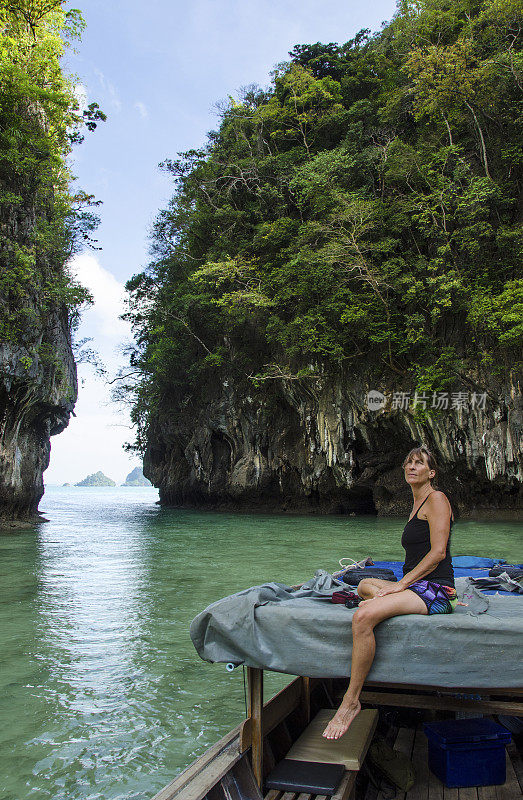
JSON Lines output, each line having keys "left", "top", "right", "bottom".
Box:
{"left": 0, "top": 486, "right": 521, "bottom": 800}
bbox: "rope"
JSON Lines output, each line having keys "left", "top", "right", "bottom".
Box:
{"left": 337, "top": 556, "right": 373, "bottom": 574}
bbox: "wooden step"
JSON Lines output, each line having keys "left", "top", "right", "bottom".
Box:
{"left": 286, "top": 709, "right": 379, "bottom": 771}
{"left": 262, "top": 778, "right": 357, "bottom": 800}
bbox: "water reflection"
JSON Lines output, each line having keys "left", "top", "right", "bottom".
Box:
{"left": 30, "top": 490, "right": 159, "bottom": 799}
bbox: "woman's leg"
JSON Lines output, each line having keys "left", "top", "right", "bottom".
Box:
{"left": 322, "top": 590, "right": 427, "bottom": 739}
{"left": 357, "top": 578, "right": 397, "bottom": 601}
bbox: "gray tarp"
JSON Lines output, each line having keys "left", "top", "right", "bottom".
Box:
{"left": 190, "top": 572, "right": 523, "bottom": 688}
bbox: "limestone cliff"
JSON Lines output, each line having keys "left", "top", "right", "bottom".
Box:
{"left": 0, "top": 121, "right": 79, "bottom": 524}
{"left": 144, "top": 370, "right": 522, "bottom": 519}
{"left": 0, "top": 305, "right": 77, "bottom": 523}
{"left": 131, "top": 4, "right": 523, "bottom": 518}
{"left": 0, "top": 4, "right": 103, "bottom": 524}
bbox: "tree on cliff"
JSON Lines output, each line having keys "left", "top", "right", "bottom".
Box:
{"left": 0, "top": 0, "right": 105, "bottom": 520}
{"left": 0, "top": 0, "right": 105, "bottom": 344}
{"left": 124, "top": 0, "right": 523, "bottom": 455}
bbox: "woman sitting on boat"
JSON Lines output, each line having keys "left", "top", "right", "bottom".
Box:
{"left": 323, "top": 445, "right": 457, "bottom": 740}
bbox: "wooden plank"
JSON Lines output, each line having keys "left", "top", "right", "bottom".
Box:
{"left": 248, "top": 667, "right": 264, "bottom": 790}
{"left": 324, "top": 680, "right": 335, "bottom": 708}
{"left": 151, "top": 727, "right": 243, "bottom": 800}
{"left": 331, "top": 771, "right": 357, "bottom": 800}
{"left": 406, "top": 729, "right": 429, "bottom": 800}
{"left": 203, "top": 784, "right": 227, "bottom": 800}
{"left": 477, "top": 786, "right": 497, "bottom": 800}
{"left": 263, "top": 740, "right": 276, "bottom": 779}
{"left": 263, "top": 792, "right": 281, "bottom": 800}
{"left": 269, "top": 722, "right": 294, "bottom": 762}
{"left": 364, "top": 682, "right": 523, "bottom": 697}
{"left": 241, "top": 678, "right": 303, "bottom": 752}
{"left": 222, "top": 756, "right": 263, "bottom": 800}
{"left": 506, "top": 741, "right": 523, "bottom": 794}
{"left": 151, "top": 737, "right": 242, "bottom": 800}
{"left": 428, "top": 753, "right": 444, "bottom": 800}
{"left": 360, "top": 692, "right": 523, "bottom": 717}
{"left": 206, "top": 783, "right": 227, "bottom": 800}
{"left": 295, "top": 794, "right": 312, "bottom": 800}
{"left": 458, "top": 788, "right": 478, "bottom": 800}
{"left": 280, "top": 793, "right": 297, "bottom": 800}
{"left": 301, "top": 678, "right": 311, "bottom": 726}
{"left": 495, "top": 750, "right": 522, "bottom": 800}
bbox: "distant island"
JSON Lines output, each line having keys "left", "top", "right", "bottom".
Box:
{"left": 75, "top": 471, "right": 116, "bottom": 487}
{"left": 122, "top": 467, "right": 152, "bottom": 487}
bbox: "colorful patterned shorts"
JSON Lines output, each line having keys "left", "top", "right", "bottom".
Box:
{"left": 406, "top": 581, "right": 457, "bottom": 615}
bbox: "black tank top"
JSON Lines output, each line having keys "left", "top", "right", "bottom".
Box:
{"left": 401, "top": 492, "right": 455, "bottom": 587}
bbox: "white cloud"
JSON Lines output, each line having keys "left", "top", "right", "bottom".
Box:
{"left": 134, "top": 101, "right": 148, "bottom": 119}
{"left": 45, "top": 254, "right": 139, "bottom": 486}
{"left": 73, "top": 82, "right": 88, "bottom": 113}
{"left": 70, "top": 252, "right": 130, "bottom": 344}
{"left": 94, "top": 68, "right": 122, "bottom": 112}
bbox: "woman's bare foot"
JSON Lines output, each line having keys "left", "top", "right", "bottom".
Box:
{"left": 322, "top": 700, "right": 361, "bottom": 739}
{"left": 357, "top": 598, "right": 374, "bottom": 606}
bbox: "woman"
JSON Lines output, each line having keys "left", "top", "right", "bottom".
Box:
{"left": 323, "top": 445, "right": 457, "bottom": 740}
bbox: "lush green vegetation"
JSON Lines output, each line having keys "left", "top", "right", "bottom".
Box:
{"left": 0, "top": 0, "right": 104, "bottom": 346}
{"left": 75, "top": 471, "right": 116, "bottom": 487}
{"left": 126, "top": 0, "right": 523, "bottom": 452}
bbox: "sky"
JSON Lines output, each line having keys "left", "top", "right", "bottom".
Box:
{"left": 45, "top": 0, "right": 399, "bottom": 485}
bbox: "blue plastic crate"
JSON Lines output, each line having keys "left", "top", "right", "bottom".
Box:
{"left": 423, "top": 718, "right": 512, "bottom": 788}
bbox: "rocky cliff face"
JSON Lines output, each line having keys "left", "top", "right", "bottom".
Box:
{"left": 0, "top": 305, "right": 77, "bottom": 523}
{"left": 0, "top": 4, "right": 100, "bottom": 524}
{"left": 144, "top": 370, "right": 522, "bottom": 519}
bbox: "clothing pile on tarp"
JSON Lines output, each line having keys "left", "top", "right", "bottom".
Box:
{"left": 467, "top": 572, "right": 523, "bottom": 593}
{"left": 190, "top": 571, "right": 523, "bottom": 687}
{"left": 356, "top": 559, "right": 523, "bottom": 594}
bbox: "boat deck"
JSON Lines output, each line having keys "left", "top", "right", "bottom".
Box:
{"left": 264, "top": 770, "right": 357, "bottom": 800}
{"left": 365, "top": 727, "right": 523, "bottom": 800}
{"left": 261, "top": 727, "right": 523, "bottom": 800}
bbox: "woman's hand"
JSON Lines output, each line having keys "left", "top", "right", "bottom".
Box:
{"left": 375, "top": 582, "right": 408, "bottom": 597}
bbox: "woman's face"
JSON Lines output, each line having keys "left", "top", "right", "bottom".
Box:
{"left": 404, "top": 453, "right": 435, "bottom": 487}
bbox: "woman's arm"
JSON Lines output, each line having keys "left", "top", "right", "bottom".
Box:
{"left": 376, "top": 492, "right": 452, "bottom": 597}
